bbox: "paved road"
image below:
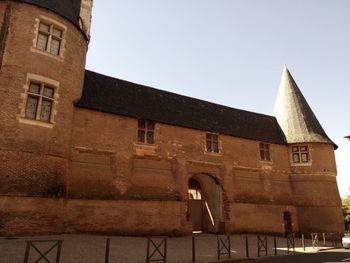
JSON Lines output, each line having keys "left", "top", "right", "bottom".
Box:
{"left": 242, "top": 249, "right": 350, "bottom": 263}
{"left": 0, "top": 234, "right": 341, "bottom": 263}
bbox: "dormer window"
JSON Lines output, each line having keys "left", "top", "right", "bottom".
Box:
{"left": 292, "top": 145, "right": 309, "bottom": 163}
{"left": 137, "top": 119, "right": 155, "bottom": 144}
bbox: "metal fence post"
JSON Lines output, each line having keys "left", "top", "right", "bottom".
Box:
{"left": 286, "top": 234, "right": 295, "bottom": 253}
{"left": 274, "top": 236, "right": 277, "bottom": 255}
{"left": 23, "top": 240, "right": 63, "bottom": 263}
{"left": 302, "top": 234, "right": 305, "bottom": 251}
{"left": 146, "top": 236, "right": 167, "bottom": 263}
{"left": 192, "top": 235, "right": 195, "bottom": 262}
{"left": 311, "top": 233, "right": 318, "bottom": 249}
{"left": 23, "top": 241, "right": 30, "bottom": 263}
{"left": 257, "top": 236, "right": 267, "bottom": 257}
{"left": 217, "top": 234, "right": 231, "bottom": 260}
{"left": 245, "top": 236, "right": 249, "bottom": 259}
{"left": 105, "top": 238, "right": 110, "bottom": 263}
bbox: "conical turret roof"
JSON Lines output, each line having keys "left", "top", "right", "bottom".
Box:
{"left": 273, "top": 66, "right": 336, "bottom": 148}
{"left": 19, "top": 0, "right": 81, "bottom": 27}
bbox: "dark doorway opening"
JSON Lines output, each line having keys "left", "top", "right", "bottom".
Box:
{"left": 283, "top": 211, "right": 292, "bottom": 235}
{"left": 188, "top": 174, "right": 221, "bottom": 233}
{"left": 188, "top": 178, "right": 203, "bottom": 231}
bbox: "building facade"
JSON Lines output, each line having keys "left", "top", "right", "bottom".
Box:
{"left": 0, "top": 0, "right": 344, "bottom": 236}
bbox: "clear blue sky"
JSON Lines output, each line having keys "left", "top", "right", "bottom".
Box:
{"left": 86, "top": 0, "right": 350, "bottom": 197}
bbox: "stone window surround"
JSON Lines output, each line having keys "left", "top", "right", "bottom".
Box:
{"left": 30, "top": 15, "right": 67, "bottom": 62}
{"left": 18, "top": 73, "right": 59, "bottom": 128}
{"left": 290, "top": 144, "right": 312, "bottom": 166}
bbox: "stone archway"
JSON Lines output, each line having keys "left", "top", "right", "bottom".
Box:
{"left": 188, "top": 173, "right": 222, "bottom": 233}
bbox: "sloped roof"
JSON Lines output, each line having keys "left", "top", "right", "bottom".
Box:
{"left": 17, "top": 0, "right": 81, "bottom": 26}
{"left": 273, "top": 66, "right": 336, "bottom": 148}
{"left": 76, "top": 70, "right": 287, "bottom": 145}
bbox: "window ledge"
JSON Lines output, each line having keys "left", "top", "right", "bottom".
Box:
{"left": 291, "top": 162, "right": 312, "bottom": 167}
{"left": 260, "top": 160, "right": 272, "bottom": 164}
{"left": 204, "top": 151, "right": 222, "bottom": 156}
{"left": 30, "top": 47, "right": 64, "bottom": 62}
{"left": 19, "top": 117, "right": 54, "bottom": 128}
{"left": 134, "top": 143, "right": 158, "bottom": 156}
{"left": 260, "top": 160, "right": 273, "bottom": 168}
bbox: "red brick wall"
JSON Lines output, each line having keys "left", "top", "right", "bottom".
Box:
{"left": 67, "top": 106, "right": 343, "bottom": 235}
{"left": 0, "top": 2, "right": 87, "bottom": 197}
{"left": 0, "top": 1, "right": 343, "bottom": 236}
{"left": 0, "top": 196, "right": 190, "bottom": 236}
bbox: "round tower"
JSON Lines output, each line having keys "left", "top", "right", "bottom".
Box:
{"left": 273, "top": 66, "right": 344, "bottom": 234}
{"left": 0, "top": 0, "right": 92, "bottom": 234}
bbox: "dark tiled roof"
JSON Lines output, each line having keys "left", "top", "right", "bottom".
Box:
{"left": 76, "top": 70, "right": 287, "bottom": 145}
{"left": 18, "top": 0, "right": 81, "bottom": 26}
{"left": 273, "top": 67, "right": 337, "bottom": 149}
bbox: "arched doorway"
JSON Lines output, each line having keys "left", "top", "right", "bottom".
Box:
{"left": 188, "top": 174, "right": 221, "bottom": 233}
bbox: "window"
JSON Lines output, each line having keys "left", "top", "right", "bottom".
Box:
{"left": 36, "top": 21, "right": 63, "bottom": 56}
{"left": 138, "top": 119, "right": 155, "bottom": 144}
{"left": 25, "top": 82, "right": 55, "bottom": 122}
{"left": 292, "top": 145, "right": 309, "bottom": 163}
{"left": 259, "top": 143, "right": 271, "bottom": 161}
{"left": 206, "top": 133, "right": 219, "bottom": 153}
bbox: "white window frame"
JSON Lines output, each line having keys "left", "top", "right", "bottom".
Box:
{"left": 291, "top": 145, "right": 312, "bottom": 166}
{"left": 206, "top": 132, "right": 220, "bottom": 153}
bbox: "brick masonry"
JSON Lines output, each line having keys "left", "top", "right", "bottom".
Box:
{"left": 0, "top": 1, "right": 344, "bottom": 236}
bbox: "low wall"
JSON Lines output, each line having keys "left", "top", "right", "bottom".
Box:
{"left": 297, "top": 206, "right": 344, "bottom": 234}
{"left": 229, "top": 202, "right": 298, "bottom": 235}
{"left": 0, "top": 196, "right": 190, "bottom": 236}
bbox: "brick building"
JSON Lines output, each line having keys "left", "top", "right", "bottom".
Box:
{"left": 0, "top": 0, "right": 344, "bottom": 236}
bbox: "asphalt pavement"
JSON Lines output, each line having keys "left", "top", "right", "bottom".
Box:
{"left": 244, "top": 249, "right": 350, "bottom": 263}
{"left": 0, "top": 233, "right": 341, "bottom": 263}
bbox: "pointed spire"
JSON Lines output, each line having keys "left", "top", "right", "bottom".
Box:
{"left": 273, "top": 67, "right": 336, "bottom": 148}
